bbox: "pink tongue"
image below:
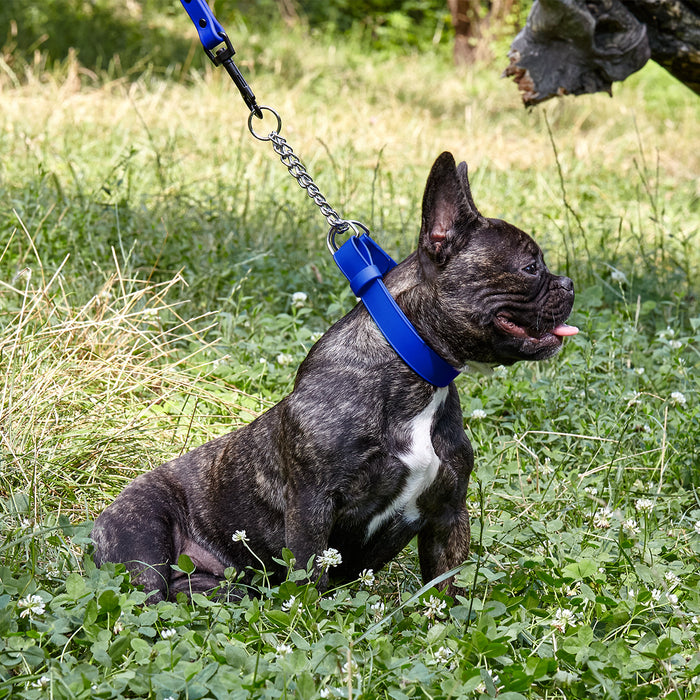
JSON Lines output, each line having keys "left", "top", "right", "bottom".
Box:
{"left": 552, "top": 324, "right": 579, "bottom": 337}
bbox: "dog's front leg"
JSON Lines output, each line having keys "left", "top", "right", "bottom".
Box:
{"left": 417, "top": 503, "right": 470, "bottom": 598}
{"left": 283, "top": 488, "right": 335, "bottom": 590}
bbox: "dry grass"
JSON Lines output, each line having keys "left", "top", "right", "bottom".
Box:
{"left": 0, "top": 222, "right": 262, "bottom": 523}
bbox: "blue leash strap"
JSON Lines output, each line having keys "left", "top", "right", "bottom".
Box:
{"left": 333, "top": 233, "right": 460, "bottom": 388}
{"left": 180, "top": 0, "right": 262, "bottom": 117}
{"left": 180, "top": 0, "right": 226, "bottom": 51}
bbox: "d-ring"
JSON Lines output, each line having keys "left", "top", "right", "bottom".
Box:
{"left": 248, "top": 106, "right": 282, "bottom": 141}
{"left": 327, "top": 220, "right": 370, "bottom": 254}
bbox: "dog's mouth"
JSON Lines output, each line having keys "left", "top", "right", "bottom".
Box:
{"left": 495, "top": 313, "right": 579, "bottom": 345}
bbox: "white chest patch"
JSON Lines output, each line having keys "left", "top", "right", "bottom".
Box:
{"left": 365, "top": 387, "right": 448, "bottom": 540}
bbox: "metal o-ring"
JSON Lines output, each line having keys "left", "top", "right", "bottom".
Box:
{"left": 248, "top": 106, "right": 282, "bottom": 141}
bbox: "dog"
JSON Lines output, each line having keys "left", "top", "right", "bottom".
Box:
{"left": 92, "top": 152, "right": 577, "bottom": 602}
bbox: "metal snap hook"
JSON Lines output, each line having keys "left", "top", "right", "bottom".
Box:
{"left": 248, "top": 106, "right": 282, "bottom": 141}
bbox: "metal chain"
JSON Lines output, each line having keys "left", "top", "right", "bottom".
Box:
{"left": 181, "top": 4, "right": 358, "bottom": 251}
{"left": 268, "top": 132, "right": 346, "bottom": 231}
{"left": 248, "top": 107, "right": 352, "bottom": 248}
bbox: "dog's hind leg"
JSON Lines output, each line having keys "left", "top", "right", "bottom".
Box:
{"left": 92, "top": 473, "right": 186, "bottom": 602}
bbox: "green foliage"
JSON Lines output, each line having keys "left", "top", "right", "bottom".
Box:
{"left": 1, "top": 5, "right": 699, "bottom": 699}
{"left": 1, "top": 0, "right": 452, "bottom": 82}
{"left": 295, "top": 0, "right": 452, "bottom": 50}
{"left": 0, "top": 0, "right": 191, "bottom": 79}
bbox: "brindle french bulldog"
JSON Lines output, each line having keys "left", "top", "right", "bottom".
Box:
{"left": 92, "top": 152, "right": 577, "bottom": 602}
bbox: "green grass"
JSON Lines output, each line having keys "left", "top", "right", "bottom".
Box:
{"left": 1, "top": 11, "right": 700, "bottom": 700}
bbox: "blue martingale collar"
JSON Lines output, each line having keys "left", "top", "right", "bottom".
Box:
{"left": 333, "top": 232, "right": 460, "bottom": 388}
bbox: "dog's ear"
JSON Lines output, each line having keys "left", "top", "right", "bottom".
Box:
{"left": 456, "top": 160, "right": 479, "bottom": 215}
{"left": 419, "top": 152, "right": 482, "bottom": 266}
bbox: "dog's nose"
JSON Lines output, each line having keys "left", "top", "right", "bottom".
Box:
{"left": 558, "top": 276, "right": 574, "bottom": 292}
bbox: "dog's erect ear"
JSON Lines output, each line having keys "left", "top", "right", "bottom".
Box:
{"left": 419, "top": 152, "right": 482, "bottom": 265}
{"left": 456, "top": 160, "right": 479, "bottom": 215}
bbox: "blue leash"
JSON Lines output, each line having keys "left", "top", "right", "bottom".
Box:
{"left": 179, "top": 0, "right": 459, "bottom": 387}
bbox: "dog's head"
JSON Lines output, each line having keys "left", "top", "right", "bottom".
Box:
{"left": 413, "top": 151, "right": 577, "bottom": 367}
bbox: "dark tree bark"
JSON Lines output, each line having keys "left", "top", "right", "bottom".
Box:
{"left": 504, "top": 0, "right": 700, "bottom": 105}
{"left": 450, "top": 0, "right": 518, "bottom": 63}
{"left": 449, "top": 0, "right": 479, "bottom": 64}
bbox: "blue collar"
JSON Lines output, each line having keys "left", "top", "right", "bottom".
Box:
{"left": 333, "top": 233, "right": 460, "bottom": 387}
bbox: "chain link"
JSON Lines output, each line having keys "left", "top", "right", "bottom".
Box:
{"left": 269, "top": 132, "right": 348, "bottom": 233}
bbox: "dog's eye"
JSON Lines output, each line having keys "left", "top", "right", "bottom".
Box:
{"left": 522, "top": 263, "right": 538, "bottom": 275}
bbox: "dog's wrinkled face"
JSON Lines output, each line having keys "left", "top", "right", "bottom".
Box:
{"left": 470, "top": 219, "right": 576, "bottom": 362}
{"left": 415, "top": 152, "right": 577, "bottom": 366}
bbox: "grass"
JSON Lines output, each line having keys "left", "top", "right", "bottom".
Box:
{"left": 1, "top": 10, "right": 700, "bottom": 700}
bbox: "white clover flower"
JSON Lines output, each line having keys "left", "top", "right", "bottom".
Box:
{"left": 431, "top": 646, "right": 454, "bottom": 664}
{"left": 651, "top": 588, "right": 662, "bottom": 601}
{"left": 161, "top": 627, "right": 177, "bottom": 640}
{"left": 275, "top": 642, "right": 293, "bottom": 659}
{"left": 669, "top": 340, "right": 682, "bottom": 350}
{"left": 319, "top": 688, "right": 332, "bottom": 699}
{"left": 634, "top": 367, "right": 645, "bottom": 375}
{"left": 664, "top": 571, "right": 681, "bottom": 590}
{"left": 358, "top": 569, "right": 375, "bottom": 586}
{"left": 583, "top": 486, "right": 598, "bottom": 496}
{"left": 670, "top": 391, "right": 687, "bottom": 407}
{"left": 281, "top": 596, "right": 296, "bottom": 612}
{"left": 658, "top": 327, "right": 675, "bottom": 339}
{"left": 551, "top": 607, "right": 577, "bottom": 632}
{"left": 341, "top": 659, "right": 359, "bottom": 676}
{"left": 424, "top": 595, "right": 447, "bottom": 620}
{"left": 593, "top": 506, "right": 613, "bottom": 529}
{"left": 31, "top": 675, "right": 50, "bottom": 689}
{"left": 318, "top": 548, "right": 342, "bottom": 568}
{"left": 668, "top": 593, "right": 679, "bottom": 606}
{"left": 291, "top": 292, "right": 308, "bottom": 308}
{"left": 231, "top": 530, "right": 249, "bottom": 543}
{"left": 370, "top": 601, "right": 385, "bottom": 620}
{"left": 18, "top": 594, "right": 45, "bottom": 618}
{"left": 564, "top": 582, "right": 581, "bottom": 597}
{"left": 276, "top": 353, "right": 294, "bottom": 366}
{"left": 610, "top": 268, "right": 627, "bottom": 284}
{"left": 540, "top": 458, "right": 554, "bottom": 476}
{"left": 470, "top": 408, "right": 487, "bottom": 420}
{"left": 622, "top": 518, "right": 640, "bottom": 536}
{"left": 635, "top": 498, "right": 654, "bottom": 515}
{"left": 694, "top": 521, "right": 700, "bottom": 535}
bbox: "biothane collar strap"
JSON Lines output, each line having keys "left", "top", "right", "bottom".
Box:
{"left": 333, "top": 234, "right": 460, "bottom": 388}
